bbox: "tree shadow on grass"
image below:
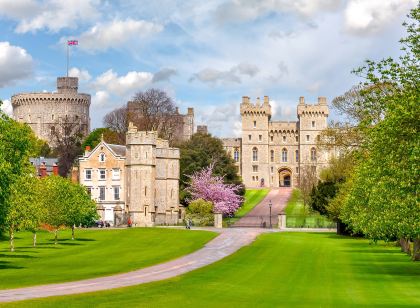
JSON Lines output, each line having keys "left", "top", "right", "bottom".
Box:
{"left": 352, "top": 262, "right": 420, "bottom": 277}
{"left": 0, "top": 254, "right": 36, "bottom": 259}
{"left": 75, "top": 238, "right": 95, "bottom": 242}
{"left": 0, "top": 261, "right": 24, "bottom": 270}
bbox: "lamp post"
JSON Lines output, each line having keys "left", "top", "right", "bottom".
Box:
{"left": 269, "top": 200, "right": 272, "bottom": 229}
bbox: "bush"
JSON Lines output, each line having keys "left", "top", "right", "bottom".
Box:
{"left": 186, "top": 199, "right": 214, "bottom": 226}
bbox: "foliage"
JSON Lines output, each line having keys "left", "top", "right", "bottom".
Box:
{"left": 185, "top": 199, "right": 214, "bottom": 226}
{"left": 337, "top": 7, "right": 420, "bottom": 253}
{"left": 179, "top": 132, "right": 244, "bottom": 202}
{"left": 81, "top": 127, "right": 123, "bottom": 150}
{"left": 298, "top": 165, "right": 317, "bottom": 207}
{"left": 103, "top": 106, "right": 128, "bottom": 144}
{"left": 309, "top": 181, "right": 339, "bottom": 216}
{"left": 186, "top": 164, "right": 243, "bottom": 215}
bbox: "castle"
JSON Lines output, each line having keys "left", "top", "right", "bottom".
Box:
{"left": 223, "top": 96, "right": 330, "bottom": 188}
{"left": 11, "top": 77, "right": 91, "bottom": 145}
{"left": 78, "top": 123, "right": 182, "bottom": 226}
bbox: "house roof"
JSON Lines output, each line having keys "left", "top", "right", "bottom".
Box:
{"left": 107, "top": 144, "right": 126, "bottom": 157}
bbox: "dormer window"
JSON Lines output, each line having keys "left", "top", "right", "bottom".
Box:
{"left": 99, "top": 153, "right": 106, "bottom": 162}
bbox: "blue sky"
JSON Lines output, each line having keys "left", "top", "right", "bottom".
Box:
{"left": 0, "top": 0, "right": 417, "bottom": 137}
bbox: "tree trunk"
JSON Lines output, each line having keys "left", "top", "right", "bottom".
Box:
{"left": 399, "top": 238, "right": 411, "bottom": 255}
{"left": 9, "top": 227, "right": 14, "bottom": 252}
{"left": 54, "top": 229, "right": 58, "bottom": 245}
{"left": 33, "top": 232, "right": 37, "bottom": 247}
{"left": 72, "top": 225, "right": 75, "bottom": 240}
{"left": 412, "top": 238, "right": 420, "bottom": 261}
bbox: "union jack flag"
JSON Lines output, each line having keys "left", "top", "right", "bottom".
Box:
{"left": 67, "top": 40, "right": 78, "bottom": 46}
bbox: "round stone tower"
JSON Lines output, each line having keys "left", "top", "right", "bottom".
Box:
{"left": 11, "top": 77, "right": 91, "bottom": 145}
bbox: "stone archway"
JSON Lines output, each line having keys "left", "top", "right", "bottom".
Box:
{"left": 278, "top": 168, "right": 292, "bottom": 187}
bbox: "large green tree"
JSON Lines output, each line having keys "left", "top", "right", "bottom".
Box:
{"left": 339, "top": 6, "right": 420, "bottom": 260}
{"left": 81, "top": 127, "right": 123, "bottom": 151}
{"left": 178, "top": 132, "right": 243, "bottom": 203}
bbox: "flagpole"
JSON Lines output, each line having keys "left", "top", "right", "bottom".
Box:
{"left": 66, "top": 42, "right": 69, "bottom": 77}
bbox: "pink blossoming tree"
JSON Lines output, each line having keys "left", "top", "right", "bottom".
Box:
{"left": 186, "top": 164, "right": 243, "bottom": 216}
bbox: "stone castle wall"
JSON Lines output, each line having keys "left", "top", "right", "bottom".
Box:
{"left": 11, "top": 77, "right": 90, "bottom": 145}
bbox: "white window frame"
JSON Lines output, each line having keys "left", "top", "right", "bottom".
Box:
{"left": 99, "top": 168, "right": 106, "bottom": 180}
{"left": 99, "top": 153, "right": 106, "bottom": 162}
{"left": 113, "top": 186, "right": 120, "bottom": 200}
{"left": 282, "top": 149, "right": 288, "bottom": 162}
{"left": 112, "top": 168, "right": 120, "bottom": 180}
{"left": 85, "top": 169, "right": 92, "bottom": 180}
{"left": 99, "top": 186, "right": 106, "bottom": 201}
{"left": 252, "top": 165, "right": 258, "bottom": 173}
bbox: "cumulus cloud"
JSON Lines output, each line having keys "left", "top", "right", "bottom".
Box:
{"left": 214, "top": 0, "right": 340, "bottom": 23}
{"left": 0, "top": 0, "right": 100, "bottom": 33}
{"left": 67, "top": 19, "right": 163, "bottom": 52}
{"left": 344, "top": 0, "right": 417, "bottom": 35}
{"left": 0, "top": 99, "right": 13, "bottom": 115}
{"left": 152, "top": 68, "right": 177, "bottom": 83}
{"left": 196, "top": 102, "right": 241, "bottom": 137}
{"left": 0, "top": 41, "right": 33, "bottom": 87}
{"left": 93, "top": 69, "right": 153, "bottom": 95}
{"left": 69, "top": 67, "right": 91, "bottom": 82}
{"left": 92, "top": 91, "right": 110, "bottom": 106}
{"left": 191, "top": 62, "right": 259, "bottom": 85}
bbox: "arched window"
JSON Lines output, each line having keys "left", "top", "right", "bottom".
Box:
{"left": 282, "top": 148, "right": 288, "bottom": 162}
{"left": 234, "top": 149, "right": 240, "bottom": 162}
{"left": 311, "top": 147, "right": 317, "bottom": 162}
{"left": 270, "top": 150, "right": 274, "bottom": 162}
{"left": 99, "top": 153, "right": 106, "bottom": 162}
{"left": 252, "top": 147, "right": 258, "bottom": 162}
{"left": 295, "top": 150, "right": 299, "bottom": 162}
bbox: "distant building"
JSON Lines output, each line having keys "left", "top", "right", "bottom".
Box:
{"left": 78, "top": 124, "right": 183, "bottom": 226}
{"left": 196, "top": 125, "right": 208, "bottom": 134}
{"left": 30, "top": 157, "right": 59, "bottom": 177}
{"left": 222, "top": 96, "right": 331, "bottom": 188}
{"left": 11, "top": 77, "right": 91, "bottom": 145}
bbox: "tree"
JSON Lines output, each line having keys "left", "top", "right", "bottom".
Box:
{"left": 102, "top": 107, "right": 128, "bottom": 144}
{"left": 339, "top": 6, "right": 420, "bottom": 260}
{"left": 81, "top": 128, "right": 123, "bottom": 150}
{"left": 50, "top": 118, "right": 84, "bottom": 176}
{"left": 298, "top": 165, "right": 318, "bottom": 209}
{"left": 4, "top": 175, "right": 43, "bottom": 251}
{"left": 0, "top": 109, "right": 37, "bottom": 232}
{"left": 185, "top": 199, "right": 214, "bottom": 226}
{"left": 186, "top": 164, "right": 243, "bottom": 216}
{"left": 179, "top": 132, "right": 243, "bottom": 203}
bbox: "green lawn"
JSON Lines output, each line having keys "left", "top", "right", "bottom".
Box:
{"left": 226, "top": 188, "right": 269, "bottom": 225}
{"left": 285, "top": 189, "right": 335, "bottom": 228}
{"left": 8, "top": 232, "right": 420, "bottom": 307}
{"left": 0, "top": 228, "right": 216, "bottom": 289}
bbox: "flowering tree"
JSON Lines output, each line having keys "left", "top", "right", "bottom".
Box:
{"left": 186, "top": 164, "right": 243, "bottom": 216}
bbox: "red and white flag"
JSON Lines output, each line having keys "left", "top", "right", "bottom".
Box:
{"left": 67, "top": 40, "right": 78, "bottom": 46}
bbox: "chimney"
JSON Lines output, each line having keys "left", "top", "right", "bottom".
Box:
{"left": 187, "top": 107, "right": 194, "bottom": 115}
{"left": 39, "top": 162, "right": 47, "bottom": 178}
{"left": 52, "top": 163, "right": 59, "bottom": 176}
{"left": 318, "top": 97, "right": 327, "bottom": 105}
{"left": 299, "top": 96, "right": 305, "bottom": 105}
{"left": 85, "top": 145, "right": 91, "bottom": 156}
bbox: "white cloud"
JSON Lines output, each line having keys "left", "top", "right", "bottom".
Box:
{"left": 344, "top": 0, "right": 417, "bottom": 35}
{"left": 93, "top": 69, "right": 153, "bottom": 96}
{"left": 152, "top": 68, "right": 177, "bottom": 83}
{"left": 68, "top": 67, "right": 91, "bottom": 82}
{"left": 92, "top": 91, "right": 110, "bottom": 107}
{"left": 3, "top": 0, "right": 101, "bottom": 33}
{"left": 0, "top": 99, "right": 13, "bottom": 115}
{"left": 71, "top": 19, "right": 163, "bottom": 52}
{"left": 191, "top": 62, "right": 259, "bottom": 85}
{"left": 0, "top": 41, "right": 33, "bottom": 87}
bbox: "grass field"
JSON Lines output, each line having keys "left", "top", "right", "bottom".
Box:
{"left": 8, "top": 232, "right": 420, "bottom": 307}
{"left": 225, "top": 188, "right": 269, "bottom": 225}
{"left": 0, "top": 228, "right": 216, "bottom": 289}
{"left": 285, "top": 189, "right": 335, "bottom": 228}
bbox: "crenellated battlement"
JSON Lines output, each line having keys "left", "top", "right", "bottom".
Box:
{"left": 240, "top": 95, "right": 272, "bottom": 116}
{"left": 297, "top": 96, "right": 329, "bottom": 117}
{"left": 126, "top": 123, "right": 158, "bottom": 145}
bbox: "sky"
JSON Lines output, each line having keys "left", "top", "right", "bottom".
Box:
{"left": 0, "top": 0, "right": 417, "bottom": 137}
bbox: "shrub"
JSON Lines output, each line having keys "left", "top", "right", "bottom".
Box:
{"left": 186, "top": 199, "right": 214, "bottom": 226}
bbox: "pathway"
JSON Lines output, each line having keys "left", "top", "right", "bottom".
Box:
{"left": 0, "top": 228, "right": 266, "bottom": 303}
{"left": 234, "top": 188, "right": 292, "bottom": 227}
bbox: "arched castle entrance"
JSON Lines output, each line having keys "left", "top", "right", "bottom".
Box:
{"left": 278, "top": 168, "right": 292, "bottom": 187}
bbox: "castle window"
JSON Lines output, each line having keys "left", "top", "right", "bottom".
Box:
{"left": 50, "top": 126, "right": 55, "bottom": 135}
{"left": 51, "top": 114, "right": 54, "bottom": 121}
{"left": 311, "top": 147, "right": 317, "bottom": 162}
{"left": 295, "top": 150, "right": 299, "bottom": 162}
{"left": 259, "top": 135, "right": 262, "bottom": 142}
{"left": 85, "top": 169, "right": 92, "bottom": 180}
{"left": 271, "top": 166, "right": 274, "bottom": 173}
{"left": 283, "top": 136, "right": 286, "bottom": 143}
{"left": 252, "top": 176, "right": 255, "bottom": 181}
{"left": 253, "top": 121, "right": 256, "bottom": 128}
{"left": 306, "top": 135, "right": 310, "bottom": 142}
{"left": 145, "top": 186, "right": 147, "bottom": 196}
{"left": 248, "top": 135, "right": 251, "bottom": 141}
{"left": 296, "top": 136, "right": 298, "bottom": 142}
{"left": 312, "top": 121, "right": 315, "bottom": 128}
{"left": 234, "top": 149, "right": 240, "bottom": 162}
{"left": 113, "top": 186, "right": 120, "bottom": 200}
{"left": 296, "top": 167, "right": 299, "bottom": 173}
{"left": 99, "top": 186, "right": 105, "bottom": 201}
{"left": 282, "top": 148, "right": 288, "bottom": 162}
{"left": 99, "top": 153, "right": 106, "bottom": 162}
{"left": 253, "top": 165, "right": 258, "bottom": 172}
{"left": 270, "top": 135, "right": 273, "bottom": 142}
{"left": 99, "top": 169, "right": 106, "bottom": 180}
{"left": 252, "top": 147, "right": 258, "bottom": 161}
{"left": 270, "top": 150, "right": 274, "bottom": 162}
